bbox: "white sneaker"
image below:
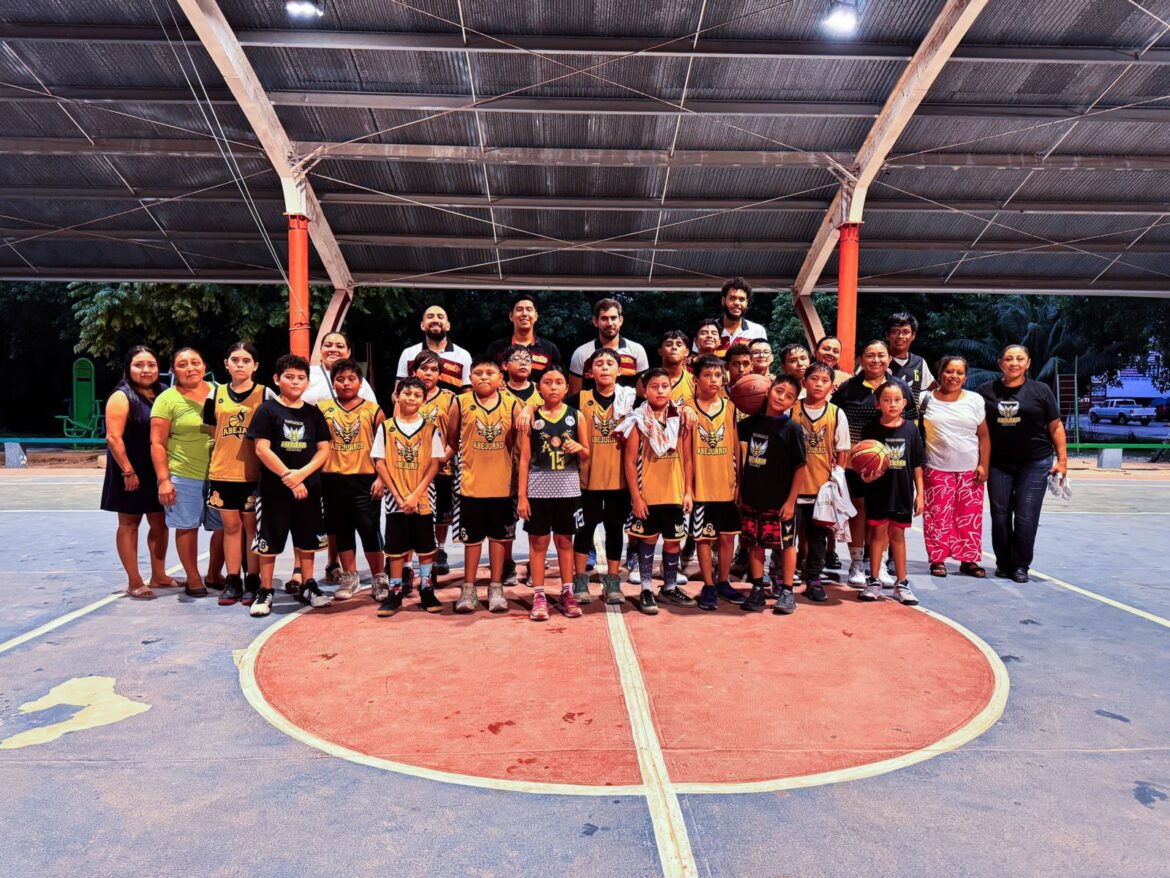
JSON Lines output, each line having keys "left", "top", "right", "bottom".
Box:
{"left": 370, "top": 572, "right": 390, "bottom": 602}
{"left": 878, "top": 565, "right": 896, "bottom": 587}
{"left": 847, "top": 560, "right": 866, "bottom": 587}
{"left": 628, "top": 566, "right": 642, "bottom": 585}
{"left": 858, "top": 579, "right": 883, "bottom": 602}
{"left": 334, "top": 571, "right": 361, "bottom": 600}
{"left": 249, "top": 589, "right": 273, "bottom": 617}
{"left": 893, "top": 580, "right": 919, "bottom": 605}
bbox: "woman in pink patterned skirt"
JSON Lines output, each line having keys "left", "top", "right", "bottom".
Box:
{"left": 919, "top": 356, "right": 991, "bottom": 577}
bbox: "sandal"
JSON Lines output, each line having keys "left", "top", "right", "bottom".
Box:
{"left": 149, "top": 576, "right": 184, "bottom": 588}
{"left": 184, "top": 584, "right": 210, "bottom": 597}
{"left": 959, "top": 562, "right": 987, "bottom": 578}
{"left": 929, "top": 563, "right": 948, "bottom": 577}
{"left": 126, "top": 584, "right": 157, "bottom": 600}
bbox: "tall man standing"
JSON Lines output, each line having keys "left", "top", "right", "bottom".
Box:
{"left": 568, "top": 298, "right": 649, "bottom": 394}
{"left": 885, "top": 311, "right": 935, "bottom": 404}
{"left": 395, "top": 305, "right": 472, "bottom": 393}
{"left": 485, "top": 294, "right": 562, "bottom": 383}
{"left": 696, "top": 277, "right": 768, "bottom": 357}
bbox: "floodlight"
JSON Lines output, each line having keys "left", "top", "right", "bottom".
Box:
{"left": 286, "top": 0, "right": 325, "bottom": 18}
{"left": 823, "top": 0, "right": 859, "bottom": 35}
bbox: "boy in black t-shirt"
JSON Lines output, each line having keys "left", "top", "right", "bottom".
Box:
{"left": 247, "top": 354, "right": 333, "bottom": 617}
{"left": 859, "top": 381, "right": 925, "bottom": 606}
{"left": 735, "top": 375, "right": 806, "bottom": 615}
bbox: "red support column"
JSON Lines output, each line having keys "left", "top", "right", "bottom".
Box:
{"left": 287, "top": 214, "right": 311, "bottom": 358}
{"left": 836, "top": 222, "right": 861, "bottom": 373}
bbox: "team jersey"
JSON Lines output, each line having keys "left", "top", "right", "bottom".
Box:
{"left": 206, "top": 383, "right": 265, "bottom": 482}
{"left": 636, "top": 421, "right": 686, "bottom": 507}
{"left": 792, "top": 400, "right": 847, "bottom": 497}
{"left": 576, "top": 389, "right": 624, "bottom": 491}
{"left": 373, "top": 417, "right": 444, "bottom": 515}
{"left": 503, "top": 382, "right": 543, "bottom": 409}
{"left": 318, "top": 398, "right": 381, "bottom": 475}
{"left": 526, "top": 405, "right": 582, "bottom": 499}
{"left": 668, "top": 371, "right": 696, "bottom": 409}
{"left": 691, "top": 397, "right": 738, "bottom": 503}
{"left": 418, "top": 386, "right": 456, "bottom": 475}
{"left": 456, "top": 391, "right": 516, "bottom": 498}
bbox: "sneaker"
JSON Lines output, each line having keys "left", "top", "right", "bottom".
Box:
{"left": 249, "top": 589, "right": 274, "bottom": 617}
{"left": 772, "top": 587, "right": 796, "bottom": 615}
{"left": 334, "top": 571, "right": 360, "bottom": 600}
{"left": 572, "top": 573, "right": 592, "bottom": 605}
{"left": 603, "top": 574, "right": 624, "bottom": 605}
{"left": 323, "top": 562, "right": 342, "bottom": 584}
{"left": 878, "top": 565, "right": 896, "bottom": 587}
{"left": 628, "top": 565, "right": 642, "bottom": 586}
{"left": 741, "top": 584, "right": 766, "bottom": 612}
{"left": 487, "top": 583, "right": 508, "bottom": 613}
{"left": 893, "top": 579, "right": 919, "bottom": 605}
{"left": 858, "top": 579, "right": 883, "bottom": 602}
{"left": 219, "top": 574, "right": 243, "bottom": 606}
{"left": 560, "top": 590, "right": 583, "bottom": 618}
{"left": 847, "top": 560, "right": 867, "bottom": 587}
{"left": 402, "top": 567, "right": 415, "bottom": 597}
{"left": 419, "top": 587, "right": 443, "bottom": 613}
{"left": 716, "top": 580, "right": 746, "bottom": 605}
{"left": 370, "top": 572, "right": 391, "bottom": 603}
{"left": 638, "top": 589, "right": 659, "bottom": 615}
{"left": 805, "top": 580, "right": 828, "bottom": 603}
{"left": 502, "top": 558, "right": 518, "bottom": 586}
{"left": 730, "top": 545, "right": 748, "bottom": 577}
{"left": 530, "top": 591, "right": 550, "bottom": 621}
{"left": 283, "top": 572, "right": 301, "bottom": 595}
{"left": 658, "top": 586, "right": 698, "bottom": 608}
{"left": 377, "top": 591, "right": 403, "bottom": 617}
{"left": 824, "top": 550, "right": 842, "bottom": 570}
{"left": 454, "top": 584, "right": 479, "bottom": 614}
{"left": 300, "top": 579, "right": 333, "bottom": 608}
{"left": 242, "top": 573, "right": 261, "bottom": 606}
{"left": 673, "top": 570, "right": 689, "bottom": 586}
{"left": 433, "top": 548, "right": 450, "bottom": 577}
{"left": 698, "top": 584, "right": 718, "bottom": 611}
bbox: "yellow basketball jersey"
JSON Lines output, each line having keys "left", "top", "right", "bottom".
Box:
{"left": 380, "top": 417, "right": 438, "bottom": 514}
{"left": 669, "top": 371, "right": 695, "bottom": 409}
{"left": 691, "top": 397, "right": 738, "bottom": 502}
{"left": 419, "top": 387, "right": 456, "bottom": 475}
{"left": 457, "top": 391, "right": 516, "bottom": 498}
{"left": 578, "top": 389, "right": 624, "bottom": 491}
{"left": 638, "top": 423, "right": 685, "bottom": 507}
{"left": 209, "top": 383, "right": 264, "bottom": 482}
{"left": 793, "top": 400, "right": 840, "bottom": 496}
{"left": 502, "top": 384, "right": 543, "bottom": 409}
{"left": 318, "top": 398, "right": 380, "bottom": 475}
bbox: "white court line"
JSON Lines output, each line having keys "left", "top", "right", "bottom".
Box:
{"left": 604, "top": 605, "right": 697, "bottom": 877}
{"left": 1040, "top": 511, "right": 1170, "bottom": 516}
{"left": 0, "top": 552, "right": 209, "bottom": 656}
{"left": 0, "top": 509, "right": 103, "bottom": 513}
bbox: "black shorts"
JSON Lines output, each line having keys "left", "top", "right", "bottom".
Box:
{"left": 206, "top": 480, "right": 258, "bottom": 513}
{"left": 845, "top": 468, "right": 867, "bottom": 500}
{"left": 738, "top": 505, "right": 797, "bottom": 550}
{"left": 322, "top": 472, "right": 383, "bottom": 554}
{"left": 431, "top": 472, "right": 454, "bottom": 526}
{"left": 454, "top": 495, "right": 516, "bottom": 545}
{"left": 689, "top": 501, "right": 741, "bottom": 540}
{"left": 626, "top": 504, "right": 686, "bottom": 541}
{"left": 866, "top": 509, "right": 912, "bottom": 528}
{"left": 385, "top": 512, "right": 437, "bottom": 557}
{"left": 525, "top": 496, "right": 584, "bottom": 537}
{"left": 253, "top": 485, "right": 327, "bottom": 556}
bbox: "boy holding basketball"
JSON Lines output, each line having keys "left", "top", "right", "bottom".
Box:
{"left": 735, "top": 375, "right": 806, "bottom": 614}
{"left": 859, "top": 381, "right": 924, "bottom": 605}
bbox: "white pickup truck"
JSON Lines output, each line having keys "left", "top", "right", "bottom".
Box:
{"left": 1088, "top": 398, "right": 1155, "bottom": 426}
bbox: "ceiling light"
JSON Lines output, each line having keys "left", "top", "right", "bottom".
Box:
{"left": 286, "top": 0, "right": 325, "bottom": 19}
{"left": 823, "top": 0, "right": 859, "bottom": 35}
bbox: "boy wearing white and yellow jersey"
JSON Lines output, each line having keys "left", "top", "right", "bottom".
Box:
{"left": 408, "top": 349, "right": 458, "bottom": 577}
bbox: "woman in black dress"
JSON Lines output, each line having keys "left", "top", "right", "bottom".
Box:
{"left": 101, "top": 346, "right": 176, "bottom": 598}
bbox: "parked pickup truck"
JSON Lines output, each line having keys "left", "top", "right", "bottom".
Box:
{"left": 1088, "top": 399, "right": 1155, "bottom": 426}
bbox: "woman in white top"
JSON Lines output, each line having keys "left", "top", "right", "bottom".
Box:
{"left": 303, "top": 331, "right": 379, "bottom": 406}
{"left": 919, "top": 356, "right": 991, "bottom": 578}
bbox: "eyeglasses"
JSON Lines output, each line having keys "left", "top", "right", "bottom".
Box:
{"left": 507, "top": 354, "right": 533, "bottom": 364}
{"left": 751, "top": 351, "right": 772, "bottom": 359}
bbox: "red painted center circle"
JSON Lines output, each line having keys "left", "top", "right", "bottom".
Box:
{"left": 254, "top": 584, "right": 998, "bottom": 787}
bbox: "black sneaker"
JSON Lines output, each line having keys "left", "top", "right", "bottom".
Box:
{"left": 283, "top": 567, "right": 302, "bottom": 595}
{"left": 772, "top": 587, "right": 796, "bottom": 615}
{"left": 805, "top": 580, "right": 828, "bottom": 603}
{"left": 219, "top": 574, "right": 244, "bottom": 606}
{"left": 402, "top": 566, "right": 415, "bottom": 597}
{"left": 249, "top": 589, "right": 274, "bottom": 617}
{"left": 1012, "top": 568, "right": 1029, "bottom": 583}
{"left": 658, "top": 586, "right": 698, "bottom": 608}
{"left": 716, "top": 580, "right": 746, "bottom": 605}
{"left": 741, "top": 585, "right": 766, "bottom": 612}
{"left": 638, "top": 589, "right": 659, "bottom": 615}
{"left": 419, "top": 587, "right": 443, "bottom": 614}
{"left": 824, "top": 550, "right": 842, "bottom": 570}
{"left": 377, "top": 591, "right": 404, "bottom": 617}
{"left": 242, "top": 573, "right": 261, "bottom": 606}
{"left": 298, "top": 579, "right": 333, "bottom": 608}
{"left": 698, "top": 584, "right": 718, "bottom": 611}
{"left": 433, "top": 548, "right": 450, "bottom": 577}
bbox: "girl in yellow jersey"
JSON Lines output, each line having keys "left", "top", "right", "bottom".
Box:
{"left": 202, "top": 342, "right": 267, "bottom": 606}
{"left": 617, "top": 368, "right": 693, "bottom": 615}
{"left": 410, "top": 350, "right": 457, "bottom": 579}
{"left": 318, "top": 359, "right": 386, "bottom": 601}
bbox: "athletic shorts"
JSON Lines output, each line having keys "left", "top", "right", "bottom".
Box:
{"left": 253, "top": 485, "right": 327, "bottom": 556}
{"left": 738, "top": 505, "right": 797, "bottom": 550}
{"left": 167, "top": 474, "right": 222, "bottom": 531}
{"left": 454, "top": 495, "right": 516, "bottom": 545}
{"left": 845, "top": 468, "right": 867, "bottom": 500}
{"left": 525, "top": 496, "right": 584, "bottom": 537}
{"left": 626, "top": 504, "right": 686, "bottom": 541}
{"left": 322, "top": 472, "right": 383, "bottom": 554}
{"left": 431, "top": 472, "right": 454, "bottom": 526}
{"left": 866, "top": 510, "right": 912, "bottom": 529}
{"left": 206, "top": 479, "right": 258, "bottom": 513}
{"left": 689, "top": 501, "right": 742, "bottom": 540}
{"left": 385, "top": 512, "right": 437, "bottom": 557}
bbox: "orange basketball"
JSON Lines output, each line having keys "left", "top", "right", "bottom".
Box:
{"left": 728, "top": 373, "right": 771, "bottom": 415}
{"left": 850, "top": 439, "right": 890, "bottom": 481}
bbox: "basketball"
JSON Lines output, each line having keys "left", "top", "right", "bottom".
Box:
{"left": 728, "top": 373, "right": 771, "bottom": 415}
{"left": 850, "top": 439, "right": 890, "bottom": 481}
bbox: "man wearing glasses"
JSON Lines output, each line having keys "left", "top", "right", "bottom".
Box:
{"left": 749, "top": 339, "right": 775, "bottom": 377}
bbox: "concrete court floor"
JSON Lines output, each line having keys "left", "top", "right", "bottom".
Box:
{"left": 0, "top": 468, "right": 1168, "bottom": 878}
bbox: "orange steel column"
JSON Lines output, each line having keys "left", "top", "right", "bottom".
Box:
{"left": 836, "top": 222, "right": 861, "bottom": 373}
{"left": 287, "top": 214, "right": 311, "bottom": 358}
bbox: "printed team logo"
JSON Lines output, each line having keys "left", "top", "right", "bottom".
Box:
{"left": 886, "top": 438, "right": 907, "bottom": 469}
{"left": 474, "top": 417, "right": 504, "bottom": 446}
{"left": 502, "top": 521, "right": 517, "bottom": 540}
{"left": 628, "top": 518, "right": 646, "bottom": 535}
{"left": 221, "top": 408, "right": 248, "bottom": 439}
{"left": 700, "top": 522, "right": 717, "bottom": 538}
{"left": 592, "top": 410, "right": 617, "bottom": 442}
{"left": 997, "top": 400, "right": 1021, "bottom": 425}
{"left": 331, "top": 417, "right": 361, "bottom": 447}
{"left": 697, "top": 421, "right": 726, "bottom": 452}
{"left": 207, "top": 490, "right": 224, "bottom": 508}
{"left": 394, "top": 436, "right": 421, "bottom": 469}
{"left": 421, "top": 406, "right": 440, "bottom": 425}
{"left": 316, "top": 533, "right": 328, "bottom": 548}
{"left": 254, "top": 538, "right": 269, "bottom": 553}
{"left": 804, "top": 423, "right": 829, "bottom": 454}
{"left": 747, "top": 435, "right": 769, "bottom": 466}
{"left": 670, "top": 521, "right": 687, "bottom": 540}
{"left": 281, "top": 422, "right": 307, "bottom": 451}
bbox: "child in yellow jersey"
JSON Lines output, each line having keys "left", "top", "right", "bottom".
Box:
{"left": 446, "top": 356, "right": 518, "bottom": 614}
{"left": 318, "top": 359, "right": 386, "bottom": 601}
{"left": 618, "top": 368, "right": 693, "bottom": 615}
{"left": 372, "top": 377, "right": 445, "bottom": 616}
{"left": 725, "top": 343, "right": 756, "bottom": 579}
{"left": 500, "top": 344, "right": 543, "bottom": 409}
{"left": 408, "top": 350, "right": 458, "bottom": 580}
{"left": 688, "top": 356, "right": 748, "bottom": 611}
{"left": 569, "top": 349, "right": 635, "bottom": 605}
{"left": 202, "top": 342, "right": 267, "bottom": 607}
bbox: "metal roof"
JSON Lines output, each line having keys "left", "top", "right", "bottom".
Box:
{"left": 0, "top": 0, "right": 1168, "bottom": 296}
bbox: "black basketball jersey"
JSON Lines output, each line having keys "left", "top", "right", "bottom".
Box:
{"left": 527, "top": 405, "right": 582, "bottom": 498}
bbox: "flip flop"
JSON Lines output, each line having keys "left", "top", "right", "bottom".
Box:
{"left": 126, "top": 585, "right": 157, "bottom": 600}
{"left": 184, "top": 584, "right": 210, "bottom": 597}
{"left": 149, "top": 577, "right": 184, "bottom": 588}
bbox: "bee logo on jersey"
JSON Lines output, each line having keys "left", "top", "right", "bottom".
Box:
{"left": 696, "top": 421, "right": 727, "bottom": 453}
{"left": 474, "top": 417, "right": 504, "bottom": 448}
{"left": 592, "top": 411, "right": 617, "bottom": 442}
{"left": 393, "top": 436, "right": 420, "bottom": 469}
{"left": 997, "top": 400, "right": 1021, "bottom": 426}
{"left": 747, "top": 435, "right": 769, "bottom": 467}
{"left": 804, "top": 423, "right": 829, "bottom": 453}
{"left": 221, "top": 408, "right": 248, "bottom": 439}
{"left": 886, "top": 438, "right": 907, "bottom": 469}
{"left": 281, "top": 422, "right": 307, "bottom": 451}
{"left": 330, "top": 417, "right": 362, "bottom": 451}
